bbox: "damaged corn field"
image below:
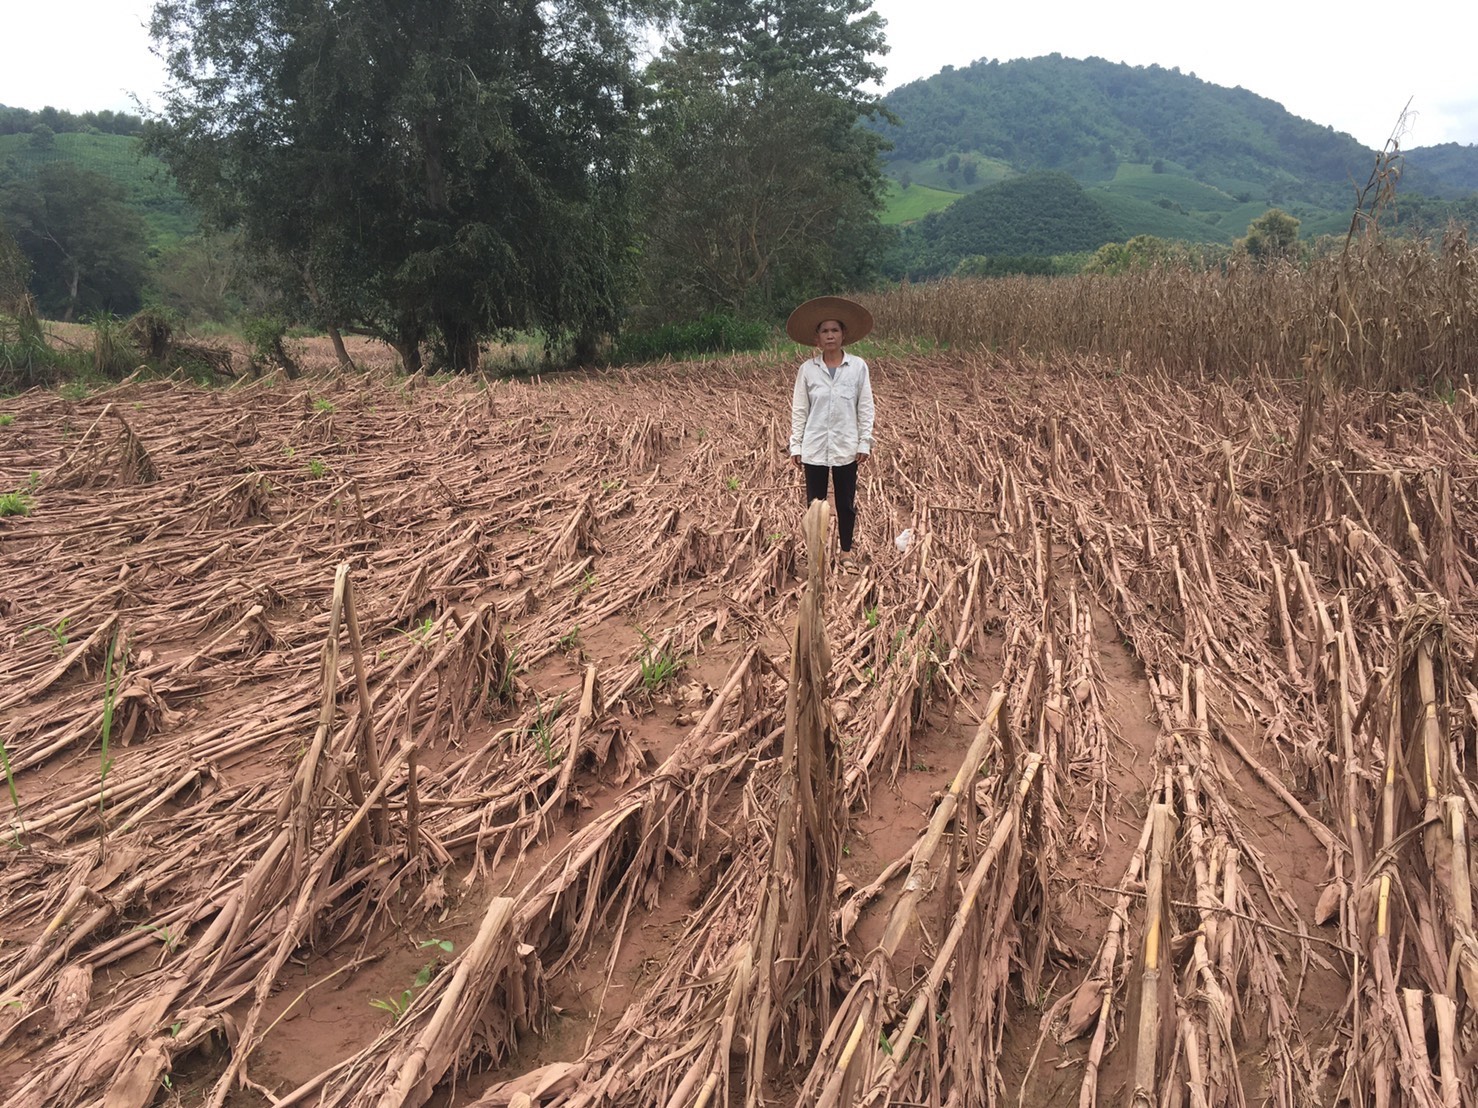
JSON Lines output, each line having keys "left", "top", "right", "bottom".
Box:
{"left": 1, "top": 355, "right": 1475, "bottom": 1107}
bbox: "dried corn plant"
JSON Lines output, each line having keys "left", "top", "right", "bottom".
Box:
{"left": 0, "top": 349, "right": 1474, "bottom": 1108}
{"left": 862, "top": 228, "right": 1478, "bottom": 392}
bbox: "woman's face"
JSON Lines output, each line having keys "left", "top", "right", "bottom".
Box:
{"left": 817, "top": 319, "right": 845, "bottom": 352}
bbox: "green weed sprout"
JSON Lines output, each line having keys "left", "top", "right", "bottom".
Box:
{"left": 638, "top": 635, "right": 682, "bottom": 694}
{"left": 306, "top": 458, "right": 328, "bottom": 479}
{"left": 1, "top": 735, "right": 23, "bottom": 845}
{"left": 0, "top": 490, "right": 33, "bottom": 517}
{"left": 396, "top": 616, "right": 435, "bottom": 644}
{"left": 370, "top": 940, "right": 454, "bottom": 1022}
{"left": 135, "top": 922, "right": 182, "bottom": 952}
{"left": 24, "top": 617, "right": 70, "bottom": 655}
{"left": 531, "top": 693, "right": 565, "bottom": 767}
{"left": 98, "top": 629, "right": 121, "bottom": 837}
{"left": 489, "top": 641, "right": 520, "bottom": 705}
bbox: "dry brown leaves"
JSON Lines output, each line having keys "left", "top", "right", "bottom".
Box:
{"left": 0, "top": 354, "right": 1474, "bottom": 1107}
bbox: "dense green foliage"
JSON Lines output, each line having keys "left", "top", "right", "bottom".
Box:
{"left": 676, "top": 0, "right": 887, "bottom": 110}
{"left": 889, "top": 172, "right": 1121, "bottom": 277}
{"left": 0, "top": 161, "right": 149, "bottom": 319}
{"left": 632, "top": 0, "right": 889, "bottom": 323}
{"left": 147, "top": 0, "right": 653, "bottom": 371}
{"left": 1242, "top": 209, "right": 1301, "bottom": 262}
{"left": 1378, "top": 192, "right": 1478, "bottom": 239}
{"left": 1402, "top": 143, "right": 1478, "bottom": 198}
{"left": 635, "top": 59, "right": 886, "bottom": 320}
{"left": 878, "top": 55, "right": 1374, "bottom": 208}
{"left": 0, "top": 130, "right": 193, "bottom": 246}
{"left": 0, "top": 218, "right": 28, "bottom": 306}
{"left": 1081, "top": 234, "right": 1225, "bottom": 275}
{"left": 611, "top": 312, "right": 773, "bottom": 363}
{"left": 0, "top": 104, "right": 145, "bottom": 137}
{"left": 953, "top": 254, "right": 1065, "bottom": 277}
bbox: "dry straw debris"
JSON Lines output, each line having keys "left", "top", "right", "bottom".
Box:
{"left": 0, "top": 350, "right": 1474, "bottom": 1107}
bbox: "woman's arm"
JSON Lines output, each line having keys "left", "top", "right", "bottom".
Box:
{"left": 856, "top": 362, "right": 874, "bottom": 457}
{"left": 789, "top": 364, "right": 810, "bottom": 463}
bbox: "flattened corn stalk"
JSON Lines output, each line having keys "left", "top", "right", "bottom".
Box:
{"left": 1, "top": 354, "right": 1475, "bottom": 1108}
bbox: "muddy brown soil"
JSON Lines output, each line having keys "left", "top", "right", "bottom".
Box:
{"left": 1, "top": 355, "right": 1474, "bottom": 1107}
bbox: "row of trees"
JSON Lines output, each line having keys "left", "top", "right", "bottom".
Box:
{"left": 0, "top": 105, "right": 145, "bottom": 137}
{"left": 140, "top": 0, "right": 891, "bottom": 370}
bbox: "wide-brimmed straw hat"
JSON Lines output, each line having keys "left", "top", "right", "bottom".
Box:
{"left": 786, "top": 296, "right": 874, "bottom": 346}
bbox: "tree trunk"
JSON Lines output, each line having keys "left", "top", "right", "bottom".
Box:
{"left": 327, "top": 324, "right": 355, "bottom": 370}
{"left": 573, "top": 329, "right": 599, "bottom": 367}
{"left": 300, "top": 261, "right": 356, "bottom": 371}
{"left": 391, "top": 329, "right": 423, "bottom": 374}
{"left": 64, "top": 262, "right": 80, "bottom": 323}
{"left": 439, "top": 316, "right": 480, "bottom": 374}
{"left": 271, "top": 336, "right": 301, "bottom": 380}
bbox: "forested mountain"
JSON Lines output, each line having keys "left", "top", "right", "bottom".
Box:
{"left": 876, "top": 55, "right": 1478, "bottom": 274}
{"left": 878, "top": 55, "right": 1379, "bottom": 208}
{"left": 1403, "top": 143, "right": 1478, "bottom": 198}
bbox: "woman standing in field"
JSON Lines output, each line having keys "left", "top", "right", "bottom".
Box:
{"left": 787, "top": 296, "right": 875, "bottom": 571}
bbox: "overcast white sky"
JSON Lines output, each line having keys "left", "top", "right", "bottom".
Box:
{"left": 2, "top": 0, "right": 1474, "bottom": 151}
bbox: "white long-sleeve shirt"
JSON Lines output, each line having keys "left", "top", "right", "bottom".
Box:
{"left": 789, "top": 353, "right": 874, "bottom": 466}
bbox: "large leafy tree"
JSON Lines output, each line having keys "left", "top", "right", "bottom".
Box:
{"left": 147, "top": 0, "right": 650, "bottom": 371}
{"left": 676, "top": 0, "right": 886, "bottom": 107}
{"left": 633, "top": 0, "right": 890, "bottom": 322}
{"left": 0, "top": 162, "right": 148, "bottom": 320}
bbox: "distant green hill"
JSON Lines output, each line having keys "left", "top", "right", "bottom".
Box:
{"left": 875, "top": 55, "right": 1478, "bottom": 258}
{"left": 880, "top": 56, "right": 1373, "bottom": 206}
{"left": 1403, "top": 143, "right": 1478, "bottom": 198}
{"left": 893, "top": 171, "right": 1122, "bottom": 276}
{"left": 0, "top": 130, "right": 194, "bottom": 247}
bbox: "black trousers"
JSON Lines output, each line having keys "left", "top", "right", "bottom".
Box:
{"left": 804, "top": 461, "right": 858, "bottom": 552}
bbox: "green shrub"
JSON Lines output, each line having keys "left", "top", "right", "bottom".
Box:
{"left": 0, "top": 295, "right": 58, "bottom": 389}
{"left": 0, "top": 490, "right": 33, "bottom": 517}
{"left": 613, "top": 314, "right": 772, "bottom": 364}
{"left": 241, "top": 315, "right": 300, "bottom": 378}
{"left": 126, "top": 307, "right": 179, "bottom": 361}
{"left": 87, "top": 311, "right": 136, "bottom": 378}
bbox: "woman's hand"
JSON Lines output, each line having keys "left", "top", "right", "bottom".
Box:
{"left": 791, "top": 455, "right": 802, "bottom": 469}
{"left": 856, "top": 452, "right": 869, "bottom": 465}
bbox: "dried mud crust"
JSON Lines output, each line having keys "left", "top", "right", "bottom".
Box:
{"left": 0, "top": 357, "right": 1474, "bottom": 1107}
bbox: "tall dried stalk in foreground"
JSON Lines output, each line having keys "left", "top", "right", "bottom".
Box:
{"left": 746, "top": 499, "right": 844, "bottom": 1100}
